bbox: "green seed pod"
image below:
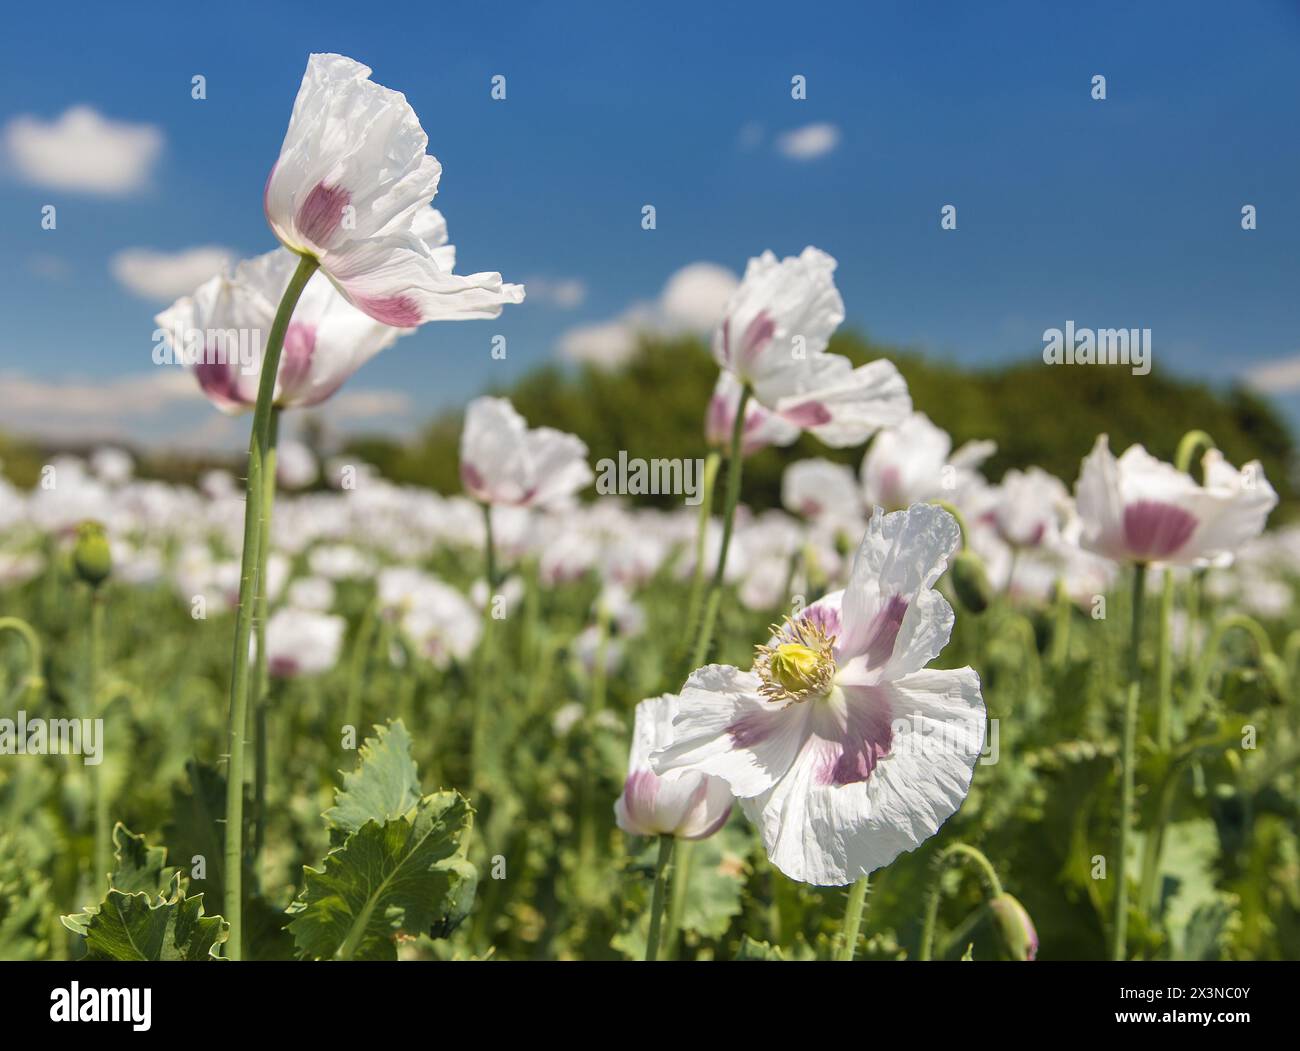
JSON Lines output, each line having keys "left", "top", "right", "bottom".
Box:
{"left": 73, "top": 521, "right": 112, "bottom": 588}
{"left": 949, "top": 550, "right": 992, "bottom": 614}
{"left": 988, "top": 892, "right": 1038, "bottom": 961}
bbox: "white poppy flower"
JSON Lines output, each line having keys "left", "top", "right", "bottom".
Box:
{"left": 398, "top": 581, "right": 481, "bottom": 669}
{"left": 286, "top": 575, "right": 335, "bottom": 612}
{"left": 616, "top": 695, "right": 734, "bottom": 841}
{"left": 861, "top": 412, "right": 995, "bottom": 512}
{"left": 276, "top": 439, "right": 320, "bottom": 490}
{"left": 985, "top": 467, "right": 1069, "bottom": 549}
{"left": 264, "top": 608, "right": 345, "bottom": 678}
{"left": 652, "top": 504, "right": 986, "bottom": 885}
{"left": 704, "top": 371, "right": 800, "bottom": 455}
{"left": 155, "top": 248, "right": 397, "bottom": 414}
{"left": 712, "top": 247, "right": 910, "bottom": 448}
{"left": 781, "top": 458, "right": 862, "bottom": 523}
{"left": 1075, "top": 435, "right": 1277, "bottom": 566}
{"left": 264, "top": 53, "right": 523, "bottom": 325}
{"left": 459, "top": 396, "right": 593, "bottom": 509}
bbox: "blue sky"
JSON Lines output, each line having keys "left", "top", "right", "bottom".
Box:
{"left": 2, "top": 0, "right": 1299, "bottom": 447}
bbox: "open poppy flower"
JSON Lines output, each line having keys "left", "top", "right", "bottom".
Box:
{"left": 652, "top": 503, "right": 986, "bottom": 885}
{"left": 712, "top": 247, "right": 910, "bottom": 448}
{"left": 264, "top": 53, "right": 523, "bottom": 326}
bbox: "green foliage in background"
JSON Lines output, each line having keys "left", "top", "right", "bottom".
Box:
{"left": 345, "top": 332, "right": 1298, "bottom": 513}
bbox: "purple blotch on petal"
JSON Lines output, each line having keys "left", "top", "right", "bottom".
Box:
{"left": 862, "top": 593, "right": 908, "bottom": 668}
{"left": 356, "top": 294, "right": 423, "bottom": 327}
{"left": 1122, "top": 500, "right": 1198, "bottom": 560}
{"left": 821, "top": 688, "right": 894, "bottom": 786}
{"left": 295, "top": 182, "right": 351, "bottom": 246}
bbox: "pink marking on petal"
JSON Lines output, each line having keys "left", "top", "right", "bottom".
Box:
{"left": 862, "top": 593, "right": 908, "bottom": 668}
{"left": 621, "top": 769, "right": 660, "bottom": 827}
{"left": 269, "top": 656, "right": 299, "bottom": 679}
{"left": 780, "top": 400, "right": 833, "bottom": 429}
{"left": 277, "top": 321, "right": 317, "bottom": 399}
{"left": 355, "top": 294, "right": 423, "bottom": 327}
{"left": 195, "top": 349, "right": 251, "bottom": 408}
{"left": 460, "top": 462, "right": 486, "bottom": 494}
{"left": 719, "top": 318, "right": 732, "bottom": 365}
{"left": 819, "top": 688, "right": 894, "bottom": 786}
{"left": 728, "top": 710, "right": 779, "bottom": 748}
{"left": 295, "top": 182, "right": 351, "bottom": 246}
{"left": 739, "top": 310, "right": 776, "bottom": 364}
{"left": 797, "top": 601, "right": 843, "bottom": 640}
{"left": 1122, "top": 500, "right": 1198, "bottom": 560}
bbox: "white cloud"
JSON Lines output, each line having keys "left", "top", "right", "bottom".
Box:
{"left": 1243, "top": 355, "right": 1300, "bottom": 394}
{"left": 0, "top": 367, "right": 417, "bottom": 446}
{"left": 524, "top": 277, "right": 588, "bottom": 309}
{"left": 556, "top": 261, "right": 739, "bottom": 369}
{"left": 2, "top": 106, "right": 163, "bottom": 195}
{"left": 776, "top": 122, "right": 841, "bottom": 161}
{"left": 556, "top": 319, "right": 641, "bottom": 368}
{"left": 111, "top": 246, "right": 235, "bottom": 301}
{"left": 328, "top": 389, "right": 414, "bottom": 420}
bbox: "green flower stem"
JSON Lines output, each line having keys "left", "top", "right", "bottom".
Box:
{"left": 645, "top": 834, "right": 676, "bottom": 961}
{"left": 690, "top": 386, "right": 751, "bottom": 670}
{"left": 221, "top": 252, "right": 318, "bottom": 960}
{"left": 664, "top": 838, "right": 696, "bottom": 960}
{"left": 1154, "top": 431, "right": 1215, "bottom": 751}
{"left": 248, "top": 409, "right": 280, "bottom": 870}
{"left": 1155, "top": 569, "right": 1176, "bottom": 750}
{"left": 680, "top": 451, "right": 721, "bottom": 656}
{"left": 1186, "top": 613, "right": 1275, "bottom": 723}
{"left": 919, "top": 843, "right": 1004, "bottom": 960}
{"left": 0, "top": 616, "right": 44, "bottom": 705}
{"left": 88, "top": 591, "right": 109, "bottom": 890}
{"left": 836, "top": 875, "right": 871, "bottom": 961}
{"left": 1111, "top": 562, "right": 1147, "bottom": 961}
{"left": 471, "top": 501, "right": 499, "bottom": 788}
{"left": 250, "top": 409, "right": 281, "bottom": 720}
{"left": 481, "top": 501, "right": 498, "bottom": 591}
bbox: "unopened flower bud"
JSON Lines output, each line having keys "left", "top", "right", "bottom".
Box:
{"left": 73, "top": 521, "right": 111, "bottom": 589}
{"left": 989, "top": 892, "right": 1037, "bottom": 961}
{"left": 950, "top": 550, "right": 992, "bottom": 614}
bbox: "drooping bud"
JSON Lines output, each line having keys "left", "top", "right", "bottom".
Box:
{"left": 949, "top": 550, "right": 992, "bottom": 614}
{"left": 769, "top": 643, "right": 823, "bottom": 694}
{"left": 988, "top": 892, "right": 1037, "bottom": 961}
{"left": 73, "top": 521, "right": 112, "bottom": 589}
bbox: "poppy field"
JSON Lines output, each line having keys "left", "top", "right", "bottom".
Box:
{"left": 1, "top": 49, "right": 1298, "bottom": 968}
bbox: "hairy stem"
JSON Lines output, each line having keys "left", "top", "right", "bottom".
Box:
{"left": 691, "top": 386, "right": 751, "bottom": 670}
{"left": 222, "top": 252, "right": 318, "bottom": 959}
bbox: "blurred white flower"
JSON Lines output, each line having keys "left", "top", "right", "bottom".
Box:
{"left": 287, "top": 575, "right": 335, "bottom": 612}
{"left": 264, "top": 608, "right": 345, "bottom": 678}
{"left": 781, "top": 458, "right": 861, "bottom": 524}
{"left": 1075, "top": 436, "right": 1277, "bottom": 566}
{"left": 861, "top": 412, "right": 994, "bottom": 512}
{"left": 459, "top": 396, "right": 592, "bottom": 509}
{"left": 986, "top": 467, "right": 1069, "bottom": 550}
{"left": 704, "top": 371, "right": 800, "bottom": 455}
{"left": 277, "top": 439, "right": 319, "bottom": 490}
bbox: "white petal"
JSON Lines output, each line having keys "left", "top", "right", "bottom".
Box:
{"left": 650, "top": 664, "right": 809, "bottom": 800}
